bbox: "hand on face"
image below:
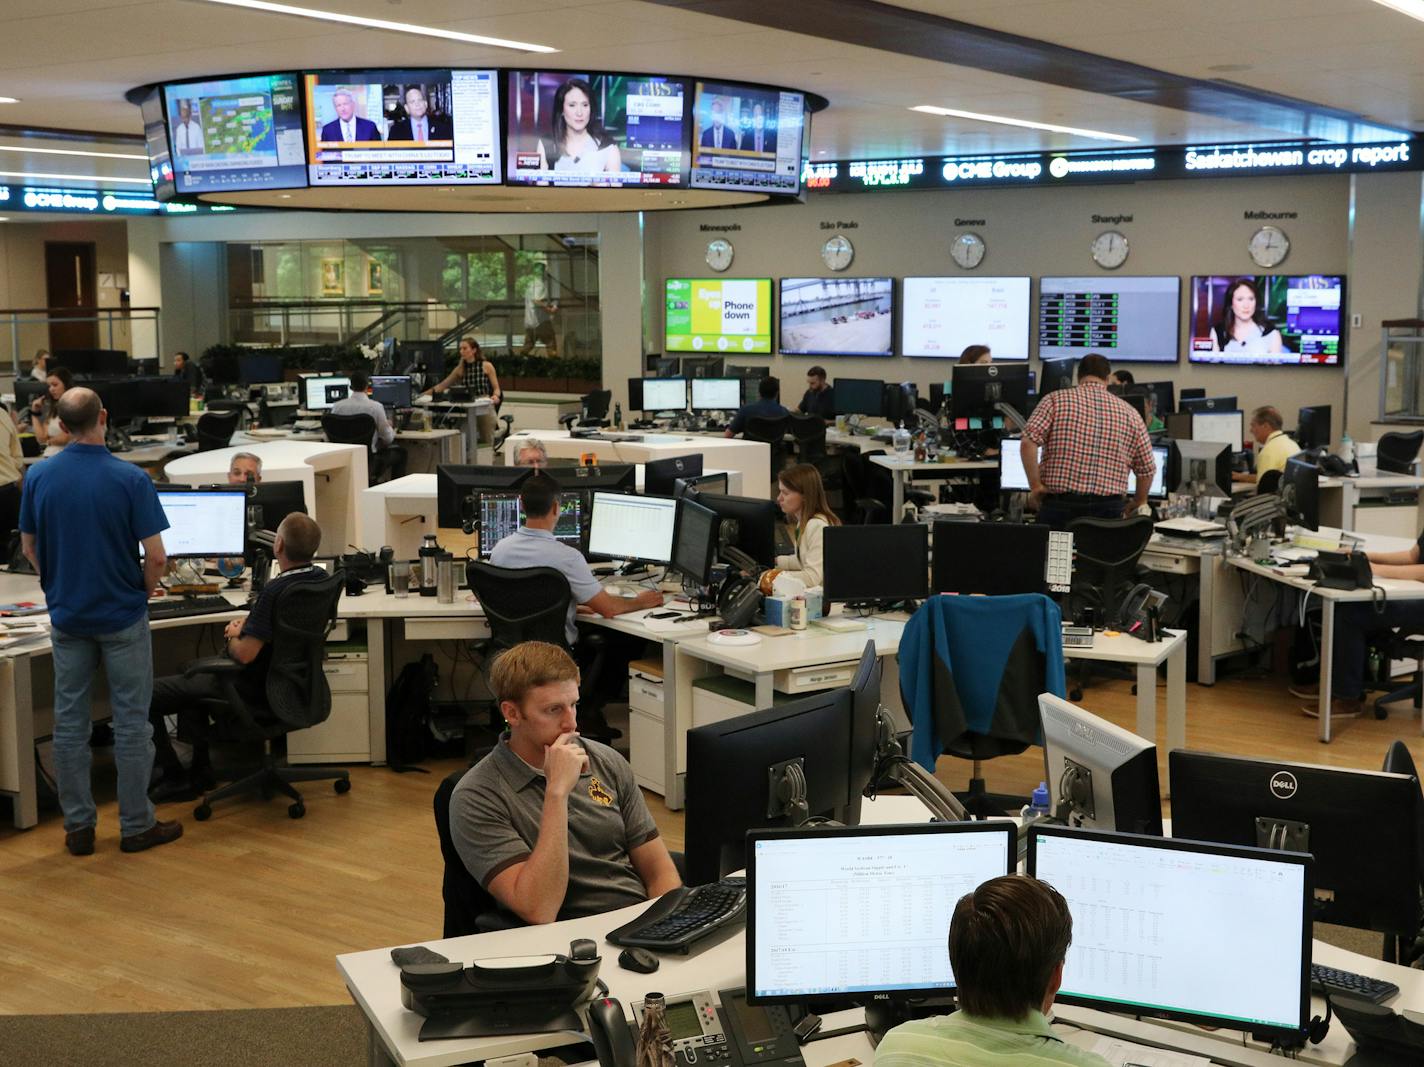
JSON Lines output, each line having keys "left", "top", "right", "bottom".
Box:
{"left": 544, "top": 732, "right": 588, "bottom": 796}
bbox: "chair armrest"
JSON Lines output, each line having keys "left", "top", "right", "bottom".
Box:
{"left": 183, "top": 655, "right": 243, "bottom": 679}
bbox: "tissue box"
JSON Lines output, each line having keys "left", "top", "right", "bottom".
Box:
{"left": 763, "top": 593, "right": 823, "bottom": 626}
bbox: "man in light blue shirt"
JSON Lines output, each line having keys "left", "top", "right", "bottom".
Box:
{"left": 331, "top": 370, "right": 406, "bottom": 481}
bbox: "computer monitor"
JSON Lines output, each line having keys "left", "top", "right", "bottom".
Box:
{"left": 1000, "top": 440, "right": 1169, "bottom": 500}
{"left": 643, "top": 454, "right": 702, "bottom": 497}
{"left": 674, "top": 472, "right": 730, "bottom": 499}
{"left": 1138, "top": 380, "right": 1175, "bottom": 415}
{"left": 727, "top": 364, "right": 769, "bottom": 380}
{"left": 649, "top": 356, "right": 681, "bottom": 377}
{"left": 134, "top": 378, "right": 191, "bottom": 418}
{"left": 1119, "top": 391, "right": 1148, "bottom": 422}
{"left": 822, "top": 524, "right": 929, "bottom": 607}
{"left": 683, "top": 356, "right": 726, "bottom": 379}
{"left": 588, "top": 492, "right": 677, "bottom": 565}
{"left": 90, "top": 379, "right": 141, "bottom": 426}
{"left": 436, "top": 464, "right": 532, "bottom": 528}
{"left": 699, "top": 493, "right": 782, "bottom": 567}
{"left": 398, "top": 341, "right": 446, "bottom": 377}
{"left": 685, "top": 687, "right": 856, "bottom": 885}
{"left": 1170, "top": 749, "right": 1421, "bottom": 939}
{"left": 370, "top": 375, "right": 413, "bottom": 408}
{"left": 833, "top": 378, "right": 884, "bottom": 418}
{"left": 1028, "top": 825, "right": 1311, "bottom": 1043}
{"left": 239, "top": 352, "right": 285, "bottom": 385}
{"left": 951, "top": 364, "right": 1030, "bottom": 420}
{"left": 246, "top": 480, "right": 308, "bottom": 533}
{"left": 1039, "top": 694, "right": 1162, "bottom": 836}
{"left": 1038, "top": 358, "right": 1077, "bottom": 396}
{"left": 1279, "top": 455, "right": 1320, "bottom": 530}
{"left": 302, "top": 374, "right": 351, "bottom": 411}
{"left": 690, "top": 378, "right": 741, "bottom": 412}
{"left": 626, "top": 377, "right": 644, "bottom": 413}
{"left": 54, "top": 349, "right": 128, "bottom": 377}
{"left": 151, "top": 489, "right": 247, "bottom": 559}
{"left": 745, "top": 822, "right": 1017, "bottom": 1007}
{"left": 1163, "top": 411, "right": 1193, "bottom": 442}
{"left": 932, "top": 521, "right": 1048, "bottom": 596}
{"left": 928, "top": 382, "right": 948, "bottom": 413}
{"left": 553, "top": 464, "right": 637, "bottom": 495}
{"left": 642, "top": 377, "right": 688, "bottom": 414}
{"left": 478, "top": 490, "right": 582, "bottom": 557}
{"left": 1174, "top": 440, "right": 1233, "bottom": 497}
{"left": 882, "top": 382, "right": 918, "bottom": 425}
{"left": 15, "top": 379, "right": 47, "bottom": 412}
{"left": 1191, "top": 410, "right": 1245, "bottom": 449}
{"left": 1179, "top": 394, "right": 1237, "bottom": 414}
{"left": 1296, "top": 404, "right": 1332, "bottom": 450}
{"left": 671, "top": 496, "right": 719, "bottom": 586}
{"left": 1180, "top": 387, "right": 1206, "bottom": 401}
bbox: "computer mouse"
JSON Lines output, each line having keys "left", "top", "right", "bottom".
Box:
{"left": 618, "top": 947, "right": 660, "bottom": 974}
{"left": 607, "top": 583, "right": 637, "bottom": 599}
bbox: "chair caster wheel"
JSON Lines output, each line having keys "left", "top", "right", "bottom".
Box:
{"left": 1069, "top": 689, "right": 1083, "bottom": 702}
{"left": 288, "top": 802, "right": 305, "bottom": 819}
{"left": 1375, "top": 705, "right": 1389, "bottom": 720}
{"left": 334, "top": 778, "right": 351, "bottom": 795}
{"left": 194, "top": 803, "right": 212, "bottom": 821}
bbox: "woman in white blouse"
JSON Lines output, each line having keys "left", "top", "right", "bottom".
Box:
{"left": 774, "top": 463, "right": 840, "bottom": 590}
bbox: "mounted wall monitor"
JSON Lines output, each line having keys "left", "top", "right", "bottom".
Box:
{"left": 164, "top": 73, "right": 307, "bottom": 193}
{"left": 506, "top": 72, "right": 688, "bottom": 187}
{"left": 665, "top": 278, "right": 773, "bottom": 355}
{"left": 689, "top": 80, "right": 806, "bottom": 195}
{"left": 1038, "top": 276, "right": 1180, "bottom": 363}
{"left": 138, "top": 86, "right": 175, "bottom": 200}
{"left": 901, "top": 277, "right": 1031, "bottom": 360}
{"left": 1189, "top": 275, "right": 1346, "bottom": 366}
{"left": 305, "top": 69, "right": 501, "bottom": 185}
{"left": 779, "top": 277, "right": 893, "bottom": 357}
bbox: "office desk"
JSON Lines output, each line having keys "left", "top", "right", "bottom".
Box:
{"left": 1318, "top": 471, "right": 1424, "bottom": 533}
{"left": 166, "top": 441, "right": 368, "bottom": 552}
{"left": 868, "top": 454, "right": 998, "bottom": 517}
{"left": 22, "top": 441, "right": 196, "bottom": 469}
{"left": 506, "top": 430, "right": 772, "bottom": 498}
{"left": 245, "top": 426, "right": 463, "bottom": 472}
{"left": 413, "top": 396, "right": 494, "bottom": 464}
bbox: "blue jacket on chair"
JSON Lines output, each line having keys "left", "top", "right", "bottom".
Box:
{"left": 899, "top": 594, "right": 1066, "bottom": 770}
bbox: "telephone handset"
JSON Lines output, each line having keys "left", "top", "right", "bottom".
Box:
{"left": 587, "top": 997, "right": 638, "bottom": 1067}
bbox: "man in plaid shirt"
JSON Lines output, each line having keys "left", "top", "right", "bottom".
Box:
{"left": 1021, "top": 354, "right": 1156, "bottom": 529}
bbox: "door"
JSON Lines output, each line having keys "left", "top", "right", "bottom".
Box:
{"left": 45, "top": 241, "right": 97, "bottom": 351}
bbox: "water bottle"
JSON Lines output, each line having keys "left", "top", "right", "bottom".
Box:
{"left": 418, "top": 533, "right": 441, "bottom": 597}
{"left": 1339, "top": 432, "right": 1355, "bottom": 467}
{"left": 636, "top": 993, "right": 675, "bottom": 1067}
{"left": 1021, "top": 781, "right": 1052, "bottom": 826}
{"left": 613, "top": 402, "right": 623, "bottom": 431}
{"left": 893, "top": 421, "right": 912, "bottom": 459}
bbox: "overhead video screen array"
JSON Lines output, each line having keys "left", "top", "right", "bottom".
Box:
{"left": 780, "top": 277, "right": 894, "bottom": 357}
{"left": 690, "top": 81, "right": 805, "bottom": 194}
{"left": 304, "top": 69, "right": 501, "bottom": 185}
{"left": 164, "top": 73, "right": 307, "bottom": 193}
{"left": 902, "top": 277, "right": 1031, "bottom": 360}
{"left": 1038, "top": 276, "right": 1180, "bottom": 364}
{"left": 1190, "top": 275, "right": 1346, "bottom": 366}
{"left": 666, "top": 278, "right": 773, "bottom": 354}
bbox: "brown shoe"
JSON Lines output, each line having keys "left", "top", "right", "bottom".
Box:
{"left": 1301, "top": 699, "right": 1362, "bottom": 720}
{"left": 120, "top": 819, "right": 183, "bottom": 853}
{"left": 65, "top": 826, "right": 95, "bottom": 856}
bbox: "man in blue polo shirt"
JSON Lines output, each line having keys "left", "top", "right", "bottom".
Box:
{"left": 20, "top": 388, "right": 183, "bottom": 856}
{"left": 725, "top": 374, "right": 789, "bottom": 437}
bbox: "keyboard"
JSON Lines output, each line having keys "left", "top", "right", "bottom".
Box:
{"left": 148, "top": 595, "right": 236, "bottom": 621}
{"left": 605, "top": 876, "right": 746, "bottom": 955}
{"left": 1311, "top": 963, "right": 1399, "bottom": 1004}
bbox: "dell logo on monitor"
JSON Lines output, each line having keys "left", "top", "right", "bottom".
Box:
{"left": 1269, "top": 771, "right": 1299, "bottom": 799}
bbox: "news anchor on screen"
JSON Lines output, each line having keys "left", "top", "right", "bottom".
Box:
{"left": 1210, "top": 278, "right": 1285, "bottom": 356}
{"left": 536, "top": 77, "right": 620, "bottom": 175}
{"left": 387, "top": 86, "right": 451, "bottom": 142}
{"left": 320, "top": 89, "right": 381, "bottom": 143}
{"left": 744, "top": 102, "right": 776, "bottom": 155}
{"left": 173, "top": 99, "right": 204, "bottom": 155}
{"left": 700, "top": 96, "right": 741, "bottom": 151}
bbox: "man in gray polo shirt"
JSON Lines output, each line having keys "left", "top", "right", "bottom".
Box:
{"left": 450, "top": 641, "right": 681, "bottom": 924}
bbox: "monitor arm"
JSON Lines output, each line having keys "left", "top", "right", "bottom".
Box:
{"left": 767, "top": 758, "right": 811, "bottom": 825}
{"left": 994, "top": 401, "right": 1027, "bottom": 432}
{"left": 868, "top": 706, "right": 969, "bottom": 822}
{"left": 1227, "top": 493, "right": 1286, "bottom": 554}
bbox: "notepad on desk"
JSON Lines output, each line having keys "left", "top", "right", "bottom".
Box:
{"left": 811, "top": 616, "right": 868, "bottom": 633}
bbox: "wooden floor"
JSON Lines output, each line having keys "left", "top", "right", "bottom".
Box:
{"left": 1, "top": 669, "right": 1420, "bottom": 1016}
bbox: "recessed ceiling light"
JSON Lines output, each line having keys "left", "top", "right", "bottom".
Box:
{"left": 0, "top": 169, "right": 151, "bottom": 185}
{"left": 194, "top": 0, "right": 557, "bottom": 52}
{"left": 1370, "top": 0, "right": 1424, "bottom": 22}
{"left": 0, "top": 97, "right": 19, "bottom": 105}
{"left": 0, "top": 145, "right": 147, "bottom": 161}
{"left": 910, "top": 105, "right": 1138, "bottom": 143}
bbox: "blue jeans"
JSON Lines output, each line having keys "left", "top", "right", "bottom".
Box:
{"left": 1332, "top": 600, "right": 1424, "bottom": 701}
{"left": 1038, "top": 493, "right": 1127, "bottom": 531}
{"left": 50, "top": 617, "right": 156, "bottom": 837}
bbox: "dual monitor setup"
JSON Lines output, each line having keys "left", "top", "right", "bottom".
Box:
{"left": 295, "top": 373, "right": 415, "bottom": 411}
{"left": 690, "top": 647, "right": 1418, "bottom": 1045}
{"left": 143, "top": 481, "right": 308, "bottom": 561}
{"left": 665, "top": 274, "right": 1347, "bottom": 365}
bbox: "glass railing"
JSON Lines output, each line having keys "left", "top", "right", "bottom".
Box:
{"left": 0, "top": 306, "right": 162, "bottom": 377}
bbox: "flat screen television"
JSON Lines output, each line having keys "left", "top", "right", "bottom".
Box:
{"left": 506, "top": 72, "right": 688, "bottom": 187}
{"left": 665, "top": 278, "right": 772, "bottom": 355}
{"left": 305, "top": 69, "right": 500, "bottom": 185}
{"left": 164, "top": 73, "right": 307, "bottom": 193}
{"left": 1038, "top": 276, "right": 1180, "bottom": 363}
{"left": 138, "top": 86, "right": 175, "bottom": 200}
{"left": 1189, "top": 275, "right": 1345, "bottom": 366}
{"left": 779, "top": 277, "right": 893, "bottom": 357}
{"left": 689, "top": 80, "right": 806, "bottom": 195}
{"left": 901, "top": 277, "right": 1031, "bottom": 360}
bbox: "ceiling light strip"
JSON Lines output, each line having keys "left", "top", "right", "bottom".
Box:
{"left": 910, "top": 105, "right": 1138, "bottom": 143}
{"left": 1370, "top": 1, "right": 1424, "bottom": 22}
{"left": 0, "top": 145, "right": 147, "bottom": 161}
{"left": 0, "top": 170, "right": 153, "bottom": 185}
{"left": 193, "top": 0, "right": 557, "bottom": 53}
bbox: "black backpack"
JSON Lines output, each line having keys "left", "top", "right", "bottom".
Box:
{"left": 385, "top": 653, "right": 437, "bottom": 773}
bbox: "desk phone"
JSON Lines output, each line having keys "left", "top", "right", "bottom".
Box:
{"left": 627, "top": 988, "right": 803, "bottom": 1067}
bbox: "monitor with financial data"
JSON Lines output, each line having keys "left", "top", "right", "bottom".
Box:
{"left": 435, "top": 464, "right": 532, "bottom": 528}
{"left": 478, "top": 490, "right": 582, "bottom": 557}
{"left": 1028, "top": 825, "right": 1311, "bottom": 1042}
{"left": 370, "top": 374, "right": 413, "bottom": 408}
{"left": 587, "top": 492, "right": 677, "bottom": 564}
{"left": 302, "top": 374, "right": 351, "bottom": 410}
{"left": 1191, "top": 410, "right": 1244, "bottom": 449}
{"left": 642, "top": 377, "right": 689, "bottom": 414}
{"left": 691, "top": 377, "right": 742, "bottom": 412}
{"left": 150, "top": 489, "right": 248, "bottom": 559}
{"left": 745, "top": 823, "right": 1016, "bottom": 1005}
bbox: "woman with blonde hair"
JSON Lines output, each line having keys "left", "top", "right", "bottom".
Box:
{"left": 774, "top": 463, "right": 840, "bottom": 589}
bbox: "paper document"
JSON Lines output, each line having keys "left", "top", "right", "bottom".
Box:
{"left": 1089, "top": 1036, "right": 1214, "bottom": 1067}
{"left": 1154, "top": 517, "right": 1227, "bottom": 537}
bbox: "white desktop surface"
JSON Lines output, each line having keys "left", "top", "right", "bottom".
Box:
{"left": 679, "top": 617, "right": 906, "bottom": 674}
{"left": 506, "top": 431, "right": 772, "bottom": 498}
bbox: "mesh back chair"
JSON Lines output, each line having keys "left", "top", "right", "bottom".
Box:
{"left": 186, "top": 572, "right": 350, "bottom": 821}
{"left": 1378, "top": 431, "right": 1424, "bottom": 475}
{"left": 321, "top": 411, "right": 406, "bottom": 484}
{"left": 1064, "top": 516, "right": 1156, "bottom": 700}
{"left": 434, "top": 766, "right": 520, "bottom": 935}
{"left": 580, "top": 390, "right": 612, "bottom": 426}
{"left": 838, "top": 447, "right": 888, "bottom": 524}
{"left": 1257, "top": 468, "right": 1283, "bottom": 495}
{"left": 1382, "top": 740, "right": 1424, "bottom": 964}
{"left": 743, "top": 413, "right": 793, "bottom": 486}
{"left": 195, "top": 409, "right": 241, "bottom": 452}
{"left": 259, "top": 398, "right": 298, "bottom": 429}
{"left": 789, "top": 413, "right": 829, "bottom": 465}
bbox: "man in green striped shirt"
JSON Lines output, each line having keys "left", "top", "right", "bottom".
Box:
{"left": 874, "top": 875, "right": 1109, "bottom": 1067}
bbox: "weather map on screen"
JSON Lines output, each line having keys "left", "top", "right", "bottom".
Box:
{"left": 165, "top": 73, "right": 307, "bottom": 193}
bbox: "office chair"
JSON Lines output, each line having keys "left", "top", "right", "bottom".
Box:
{"left": 788, "top": 413, "right": 829, "bottom": 464}
{"left": 900, "top": 593, "right": 1066, "bottom": 819}
{"left": 492, "top": 414, "right": 515, "bottom": 455}
{"left": 1257, "top": 468, "right": 1283, "bottom": 495}
{"left": 321, "top": 412, "right": 407, "bottom": 484}
{"left": 579, "top": 389, "right": 612, "bottom": 427}
{"left": 1381, "top": 740, "right": 1424, "bottom": 965}
{"left": 1377, "top": 431, "right": 1424, "bottom": 475}
{"left": 195, "top": 409, "right": 241, "bottom": 452}
{"left": 743, "top": 413, "right": 793, "bottom": 486}
{"left": 259, "top": 398, "right": 298, "bottom": 429}
{"left": 837, "top": 447, "right": 888, "bottom": 525}
{"left": 434, "top": 766, "right": 521, "bottom": 935}
{"left": 1373, "top": 628, "right": 1424, "bottom": 722}
{"left": 1063, "top": 515, "right": 1155, "bottom": 700}
{"left": 185, "top": 571, "right": 351, "bottom": 821}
